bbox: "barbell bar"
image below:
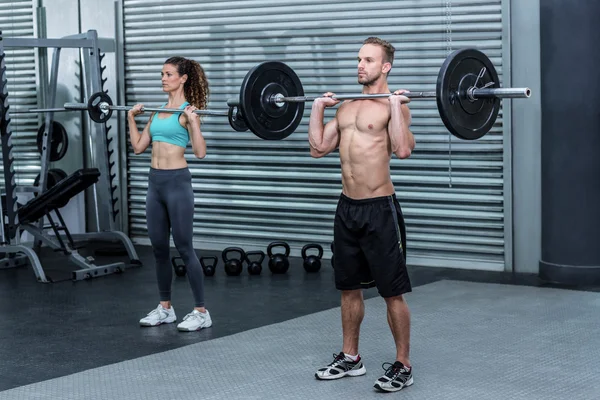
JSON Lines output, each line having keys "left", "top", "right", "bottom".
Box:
{"left": 63, "top": 103, "right": 231, "bottom": 116}
{"left": 227, "top": 47, "right": 532, "bottom": 141}
{"left": 272, "top": 87, "right": 531, "bottom": 103}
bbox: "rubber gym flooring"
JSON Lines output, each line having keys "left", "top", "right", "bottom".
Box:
{"left": 1, "top": 243, "right": 599, "bottom": 398}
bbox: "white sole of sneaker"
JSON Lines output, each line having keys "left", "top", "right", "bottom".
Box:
{"left": 139, "top": 317, "right": 177, "bottom": 327}
{"left": 373, "top": 376, "right": 413, "bottom": 392}
{"left": 315, "top": 365, "right": 367, "bottom": 380}
{"left": 177, "top": 321, "right": 213, "bottom": 332}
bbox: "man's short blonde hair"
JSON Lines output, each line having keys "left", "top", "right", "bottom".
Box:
{"left": 363, "top": 37, "right": 395, "bottom": 66}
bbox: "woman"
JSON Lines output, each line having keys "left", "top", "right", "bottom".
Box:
{"left": 127, "top": 56, "right": 212, "bottom": 332}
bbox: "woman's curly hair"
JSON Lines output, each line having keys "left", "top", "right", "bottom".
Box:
{"left": 164, "top": 56, "right": 209, "bottom": 110}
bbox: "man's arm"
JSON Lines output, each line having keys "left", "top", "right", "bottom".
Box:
{"left": 308, "top": 94, "right": 341, "bottom": 158}
{"left": 388, "top": 91, "right": 415, "bottom": 159}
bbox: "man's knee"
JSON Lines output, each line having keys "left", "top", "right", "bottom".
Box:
{"left": 384, "top": 294, "right": 406, "bottom": 303}
{"left": 341, "top": 289, "right": 363, "bottom": 301}
{"left": 384, "top": 294, "right": 410, "bottom": 313}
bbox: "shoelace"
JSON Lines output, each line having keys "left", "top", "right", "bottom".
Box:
{"left": 147, "top": 306, "right": 170, "bottom": 318}
{"left": 327, "top": 353, "right": 347, "bottom": 367}
{"left": 183, "top": 312, "right": 204, "bottom": 322}
{"left": 147, "top": 307, "right": 161, "bottom": 317}
{"left": 381, "top": 362, "right": 406, "bottom": 379}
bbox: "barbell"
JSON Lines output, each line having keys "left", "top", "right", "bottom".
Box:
{"left": 10, "top": 48, "right": 530, "bottom": 141}
{"left": 12, "top": 92, "right": 250, "bottom": 133}
{"left": 226, "top": 48, "right": 531, "bottom": 141}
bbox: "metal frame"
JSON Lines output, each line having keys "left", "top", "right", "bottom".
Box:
{"left": 79, "top": 29, "right": 115, "bottom": 232}
{"left": 501, "top": 0, "right": 514, "bottom": 273}
{"left": 115, "top": 0, "right": 129, "bottom": 236}
{"left": 0, "top": 29, "right": 140, "bottom": 283}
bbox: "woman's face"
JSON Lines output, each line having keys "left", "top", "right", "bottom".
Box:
{"left": 161, "top": 63, "right": 186, "bottom": 93}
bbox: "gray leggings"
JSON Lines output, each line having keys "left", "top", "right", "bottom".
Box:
{"left": 146, "top": 167, "right": 204, "bottom": 307}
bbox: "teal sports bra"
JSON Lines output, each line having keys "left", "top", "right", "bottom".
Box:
{"left": 149, "top": 101, "right": 190, "bottom": 148}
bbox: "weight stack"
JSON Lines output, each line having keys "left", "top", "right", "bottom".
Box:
{"left": 539, "top": 0, "right": 600, "bottom": 284}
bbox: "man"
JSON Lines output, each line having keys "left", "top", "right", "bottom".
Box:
{"left": 308, "top": 37, "right": 415, "bottom": 393}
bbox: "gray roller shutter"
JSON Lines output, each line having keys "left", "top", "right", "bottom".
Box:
{"left": 1, "top": 0, "right": 39, "bottom": 187}
{"left": 121, "top": 0, "right": 509, "bottom": 271}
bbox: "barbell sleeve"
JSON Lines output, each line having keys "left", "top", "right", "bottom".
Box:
{"left": 470, "top": 87, "right": 531, "bottom": 98}
{"left": 10, "top": 107, "right": 73, "bottom": 114}
{"left": 64, "top": 102, "right": 89, "bottom": 110}
{"left": 227, "top": 99, "right": 240, "bottom": 108}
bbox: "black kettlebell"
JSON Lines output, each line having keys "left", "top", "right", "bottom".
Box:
{"left": 200, "top": 256, "right": 218, "bottom": 277}
{"left": 171, "top": 256, "right": 187, "bottom": 277}
{"left": 330, "top": 241, "right": 335, "bottom": 268}
{"left": 302, "top": 243, "right": 323, "bottom": 272}
{"left": 245, "top": 250, "right": 265, "bottom": 275}
{"left": 267, "top": 241, "right": 290, "bottom": 274}
{"left": 222, "top": 247, "right": 244, "bottom": 276}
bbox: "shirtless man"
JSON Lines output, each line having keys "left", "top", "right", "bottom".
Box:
{"left": 309, "top": 37, "right": 415, "bottom": 393}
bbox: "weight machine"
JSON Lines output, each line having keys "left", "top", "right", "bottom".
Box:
{"left": 0, "top": 29, "right": 140, "bottom": 282}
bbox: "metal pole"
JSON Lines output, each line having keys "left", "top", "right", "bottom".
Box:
{"left": 274, "top": 87, "right": 531, "bottom": 103}
{"left": 108, "top": 105, "right": 231, "bottom": 116}
{"left": 62, "top": 102, "right": 232, "bottom": 116}
{"left": 11, "top": 107, "right": 73, "bottom": 113}
{"left": 10, "top": 103, "right": 232, "bottom": 117}
{"left": 471, "top": 87, "right": 532, "bottom": 98}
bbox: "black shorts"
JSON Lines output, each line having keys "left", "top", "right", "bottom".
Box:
{"left": 333, "top": 193, "right": 411, "bottom": 298}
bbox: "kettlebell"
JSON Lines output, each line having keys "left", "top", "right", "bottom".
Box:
{"left": 222, "top": 247, "right": 245, "bottom": 276}
{"left": 267, "top": 241, "right": 290, "bottom": 274}
{"left": 170, "top": 256, "right": 187, "bottom": 277}
{"left": 200, "top": 256, "right": 218, "bottom": 276}
{"left": 245, "top": 250, "right": 265, "bottom": 275}
{"left": 330, "top": 241, "right": 335, "bottom": 268}
{"left": 302, "top": 243, "right": 323, "bottom": 272}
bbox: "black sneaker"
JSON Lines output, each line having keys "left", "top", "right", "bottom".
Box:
{"left": 315, "top": 352, "right": 367, "bottom": 380}
{"left": 373, "top": 361, "right": 413, "bottom": 392}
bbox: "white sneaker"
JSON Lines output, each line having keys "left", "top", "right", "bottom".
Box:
{"left": 177, "top": 309, "right": 212, "bottom": 332}
{"left": 139, "top": 304, "right": 177, "bottom": 327}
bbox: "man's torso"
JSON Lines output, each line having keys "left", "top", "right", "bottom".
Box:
{"left": 336, "top": 99, "right": 395, "bottom": 199}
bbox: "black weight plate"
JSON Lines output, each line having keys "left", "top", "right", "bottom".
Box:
{"left": 50, "top": 168, "right": 67, "bottom": 182}
{"left": 33, "top": 168, "right": 67, "bottom": 195}
{"left": 37, "top": 121, "right": 69, "bottom": 161}
{"left": 436, "top": 48, "right": 501, "bottom": 140}
{"left": 87, "top": 91, "right": 113, "bottom": 123}
{"left": 238, "top": 61, "right": 304, "bottom": 140}
{"left": 228, "top": 106, "right": 248, "bottom": 132}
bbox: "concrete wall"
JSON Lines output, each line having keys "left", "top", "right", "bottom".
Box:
{"left": 509, "top": 0, "right": 542, "bottom": 274}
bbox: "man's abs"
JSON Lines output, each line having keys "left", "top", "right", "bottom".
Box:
{"left": 337, "top": 100, "right": 394, "bottom": 199}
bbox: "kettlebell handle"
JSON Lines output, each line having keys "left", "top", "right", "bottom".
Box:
{"left": 267, "top": 241, "right": 290, "bottom": 257}
{"left": 245, "top": 250, "right": 265, "bottom": 264}
{"left": 222, "top": 247, "right": 245, "bottom": 263}
{"left": 200, "top": 256, "right": 218, "bottom": 268}
{"left": 301, "top": 243, "right": 323, "bottom": 259}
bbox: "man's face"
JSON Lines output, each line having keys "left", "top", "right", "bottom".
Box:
{"left": 357, "top": 44, "right": 390, "bottom": 86}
